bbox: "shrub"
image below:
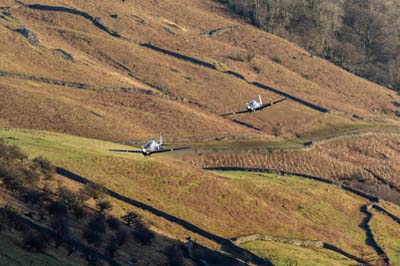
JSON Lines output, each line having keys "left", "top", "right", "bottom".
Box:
{"left": 0, "top": 208, "right": 10, "bottom": 232}
{"left": 271, "top": 56, "right": 282, "bottom": 64}
{"left": 106, "top": 216, "right": 120, "bottom": 230}
{"left": 72, "top": 204, "right": 86, "bottom": 220}
{"left": 64, "top": 235, "right": 78, "bottom": 256}
{"left": 87, "top": 215, "right": 107, "bottom": 233}
{"left": 82, "top": 228, "right": 103, "bottom": 246}
{"left": 33, "top": 156, "right": 55, "bottom": 179}
{"left": 272, "top": 126, "right": 283, "bottom": 137}
{"left": 48, "top": 201, "right": 68, "bottom": 216}
{"left": 50, "top": 216, "right": 70, "bottom": 248}
{"left": 22, "top": 189, "right": 45, "bottom": 206}
{"left": 21, "top": 168, "right": 41, "bottom": 186}
{"left": 164, "top": 245, "right": 185, "bottom": 266}
{"left": 229, "top": 49, "right": 255, "bottom": 62}
{"left": 0, "top": 163, "right": 26, "bottom": 191}
{"left": 80, "top": 182, "right": 106, "bottom": 200}
{"left": 0, "top": 141, "right": 27, "bottom": 161}
{"left": 104, "top": 236, "right": 120, "bottom": 258}
{"left": 0, "top": 206, "right": 28, "bottom": 231}
{"left": 84, "top": 253, "right": 103, "bottom": 266}
{"left": 132, "top": 220, "right": 154, "bottom": 246}
{"left": 58, "top": 186, "right": 84, "bottom": 211}
{"left": 96, "top": 200, "right": 112, "bottom": 214}
{"left": 115, "top": 229, "right": 128, "bottom": 247}
{"left": 23, "top": 232, "right": 47, "bottom": 252}
{"left": 121, "top": 211, "right": 140, "bottom": 226}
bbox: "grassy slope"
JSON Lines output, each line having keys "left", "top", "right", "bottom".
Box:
{"left": 240, "top": 241, "right": 354, "bottom": 266}
{"left": 0, "top": 0, "right": 398, "bottom": 141}
{"left": 0, "top": 128, "right": 382, "bottom": 259}
{"left": 77, "top": 0, "right": 399, "bottom": 117}
{"left": 380, "top": 201, "right": 400, "bottom": 218}
{"left": 0, "top": 233, "right": 80, "bottom": 266}
{"left": 0, "top": 77, "right": 252, "bottom": 141}
{"left": 370, "top": 210, "right": 400, "bottom": 265}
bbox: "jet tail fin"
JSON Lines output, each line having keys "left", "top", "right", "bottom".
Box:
{"left": 160, "top": 132, "right": 164, "bottom": 146}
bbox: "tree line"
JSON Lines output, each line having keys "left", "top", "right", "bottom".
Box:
{"left": 219, "top": 0, "right": 400, "bottom": 91}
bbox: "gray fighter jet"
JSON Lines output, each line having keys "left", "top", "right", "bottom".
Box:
{"left": 110, "top": 133, "right": 189, "bottom": 156}
{"left": 221, "top": 95, "right": 286, "bottom": 116}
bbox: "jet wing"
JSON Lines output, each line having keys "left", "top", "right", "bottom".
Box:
{"left": 220, "top": 98, "right": 287, "bottom": 116}
{"left": 258, "top": 98, "right": 287, "bottom": 110}
{"left": 151, "top": 147, "right": 191, "bottom": 154}
{"left": 109, "top": 149, "right": 143, "bottom": 153}
{"left": 220, "top": 109, "right": 251, "bottom": 117}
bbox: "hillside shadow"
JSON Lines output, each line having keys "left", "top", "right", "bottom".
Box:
{"left": 1, "top": 190, "right": 248, "bottom": 266}
{"left": 230, "top": 119, "right": 262, "bottom": 131}
{"left": 55, "top": 167, "right": 273, "bottom": 266}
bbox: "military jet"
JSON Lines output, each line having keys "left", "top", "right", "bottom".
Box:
{"left": 220, "top": 95, "right": 286, "bottom": 116}
{"left": 109, "top": 133, "right": 189, "bottom": 156}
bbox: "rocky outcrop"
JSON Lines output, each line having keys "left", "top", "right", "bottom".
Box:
{"left": 53, "top": 49, "right": 74, "bottom": 61}
{"left": 203, "top": 25, "right": 239, "bottom": 37}
{"left": 14, "top": 28, "right": 39, "bottom": 46}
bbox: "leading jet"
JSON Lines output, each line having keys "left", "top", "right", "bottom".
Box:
{"left": 109, "top": 133, "right": 189, "bottom": 156}
{"left": 220, "top": 95, "right": 286, "bottom": 116}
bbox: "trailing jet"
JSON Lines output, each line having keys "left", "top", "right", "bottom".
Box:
{"left": 220, "top": 95, "right": 286, "bottom": 116}
{"left": 109, "top": 133, "right": 189, "bottom": 156}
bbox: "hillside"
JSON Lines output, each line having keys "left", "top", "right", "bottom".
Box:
{"left": 1, "top": 129, "right": 400, "bottom": 265}
{"left": 184, "top": 132, "right": 400, "bottom": 204}
{"left": 1, "top": 0, "right": 400, "bottom": 265}
{"left": 0, "top": 0, "right": 399, "bottom": 142}
{"left": 0, "top": 136, "right": 245, "bottom": 266}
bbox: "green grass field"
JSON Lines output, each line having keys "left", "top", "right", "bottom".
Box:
{"left": 370, "top": 210, "right": 400, "bottom": 265}
{"left": 241, "top": 241, "right": 355, "bottom": 266}
{"left": 0, "top": 128, "right": 393, "bottom": 260}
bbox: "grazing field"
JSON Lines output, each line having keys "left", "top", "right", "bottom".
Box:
{"left": 240, "top": 241, "right": 354, "bottom": 266}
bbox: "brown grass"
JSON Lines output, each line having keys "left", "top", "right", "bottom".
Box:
{"left": 184, "top": 135, "right": 400, "bottom": 203}
{"left": 0, "top": 0, "right": 399, "bottom": 142}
